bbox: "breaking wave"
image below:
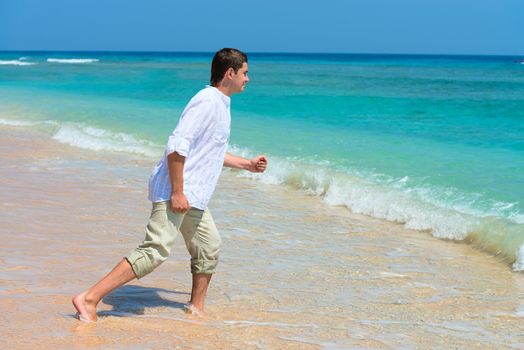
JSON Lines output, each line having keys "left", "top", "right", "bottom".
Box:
{"left": 51, "top": 123, "right": 160, "bottom": 157}
{"left": 47, "top": 58, "right": 99, "bottom": 64}
{"left": 3, "top": 115, "right": 523, "bottom": 270}
{"left": 227, "top": 145, "right": 524, "bottom": 270}
{"left": 0, "top": 59, "right": 36, "bottom": 66}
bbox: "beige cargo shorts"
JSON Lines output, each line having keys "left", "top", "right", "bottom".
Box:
{"left": 126, "top": 201, "right": 221, "bottom": 279}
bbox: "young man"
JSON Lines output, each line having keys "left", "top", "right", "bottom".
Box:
{"left": 73, "top": 48, "right": 267, "bottom": 322}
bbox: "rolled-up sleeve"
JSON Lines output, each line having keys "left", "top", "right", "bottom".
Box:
{"left": 166, "top": 99, "right": 213, "bottom": 157}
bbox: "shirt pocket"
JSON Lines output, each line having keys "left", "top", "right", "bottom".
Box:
{"left": 213, "top": 122, "right": 229, "bottom": 144}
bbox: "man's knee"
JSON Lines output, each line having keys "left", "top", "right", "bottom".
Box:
{"left": 203, "top": 232, "right": 222, "bottom": 260}
{"left": 190, "top": 234, "right": 221, "bottom": 274}
{"left": 128, "top": 202, "right": 180, "bottom": 279}
{"left": 190, "top": 258, "right": 219, "bottom": 274}
{"left": 126, "top": 248, "right": 168, "bottom": 279}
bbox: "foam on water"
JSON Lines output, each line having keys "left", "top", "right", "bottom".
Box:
{"left": 1, "top": 50, "right": 522, "bottom": 272}
{"left": 47, "top": 58, "right": 99, "bottom": 64}
{"left": 223, "top": 320, "right": 318, "bottom": 328}
{"left": 51, "top": 123, "right": 160, "bottom": 157}
{"left": 513, "top": 246, "right": 524, "bottom": 271}
{"left": 3, "top": 115, "right": 523, "bottom": 269}
{"left": 0, "top": 118, "right": 57, "bottom": 127}
{"left": 227, "top": 144, "right": 524, "bottom": 269}
{"left": 1, "top": 117, "right": 160, "bottom": 158}
{"left": 0, "top": 59, "right": 36, "bottom": 66}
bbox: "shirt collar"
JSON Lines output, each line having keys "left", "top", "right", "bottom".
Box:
{"left": 206, "top": 85, "right": 231, "bottom": 108}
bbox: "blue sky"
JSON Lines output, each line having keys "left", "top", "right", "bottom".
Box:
{"left": 0, "top": 0, "right": 522, "bottom": 55}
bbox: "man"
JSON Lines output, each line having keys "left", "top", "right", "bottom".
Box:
{"left": 73, "top": 48, "right": 267, "bottom": 322}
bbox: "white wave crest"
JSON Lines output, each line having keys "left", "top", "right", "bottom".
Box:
{"left": 512, "top": 244, "right": 524, "bottom": 271}
{"left": 264, "top": 157, "right": 475, "bottom": 239}
{"left": 52, "top": 123, "right": 160, "bottom": 157}
{"left": 0, "top": 59, "right": 36, "bottom": 66}
{"left": 47, "top": 58, "right": 99, "bottom": 64}
{"left": 323, "top": 176, "right": 475, "bottom": 239}
{"left": 227, "top": 144, "right": 524, "bottom": 269}
{"left": 0, "top": 118, "right": 58, "bottom": 127}
{"left": 0, "top": 118, "right": 37, "bottom": 126}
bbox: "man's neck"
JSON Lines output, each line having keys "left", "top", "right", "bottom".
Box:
{"left": 214, "top": 84, "right": 233, "bottom": 97}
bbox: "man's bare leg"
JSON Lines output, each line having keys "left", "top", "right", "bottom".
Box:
{"left": 72, "top": 258, "right": 136, "bottom": 322}
{"left": 188, "top": 273, "right": 212, "bottom": 314}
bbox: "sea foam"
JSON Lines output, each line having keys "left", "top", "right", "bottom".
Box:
{"left": 0, "top": 118, "right": 57, "bottom": 127}
{"left": 47, "top": 58, "right": 99, "bottom": 64}
{"left": 0, "top": 118, "right": 39, "bottom": 126}
{"left": 512, "top": 244, "right": 524, "bottom": 271}
{"left": 51, "top": 123, "right": 160, "bottom": 157}
{"left": 3, "top": 115, "right": 523, "bottom": 269}
{"left": 0, "top": 60, "right": 36, "bottom": 66}
{"left": 1, "top": 117, "right": 159, "bottom": 157}
{"left": 227, "top": 144, "right": 524, "bottom": 269}
{"left": 47, "top": 58, "right": 100, "bottom": 64}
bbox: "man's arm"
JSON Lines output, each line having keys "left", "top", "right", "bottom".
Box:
{"left": 224, "top": 153, "right": 268, "bottom": 173}
{"left": 167, "top": 151, "right": 189, "bottom": 213}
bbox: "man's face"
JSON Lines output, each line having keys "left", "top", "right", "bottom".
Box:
{"left": 231, "top": 62, "right": 249, "bottom": 93}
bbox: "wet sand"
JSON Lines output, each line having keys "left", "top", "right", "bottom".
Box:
{"left": 1, "top": 125, "right": 524, "bottom": 349}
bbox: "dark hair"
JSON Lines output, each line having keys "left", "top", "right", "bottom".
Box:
{"left": 210, "top": 48, "right": 248, "bottom": 86}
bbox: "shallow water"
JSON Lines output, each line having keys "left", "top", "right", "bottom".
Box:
{"left": 1, "top": 127, "right": 524, "bottom": 349}
{"left": 1, "top": 51, "right": 523, "bottom": 266}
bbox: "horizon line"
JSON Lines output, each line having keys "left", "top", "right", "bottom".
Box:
{"left": 0, "top": 49, "right": 523, "bottom": 58}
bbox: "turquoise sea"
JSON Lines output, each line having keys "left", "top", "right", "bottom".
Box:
{"left": 1, "top": 51, "right": 523, "bottom": 269}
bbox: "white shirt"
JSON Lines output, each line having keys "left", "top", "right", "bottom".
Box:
{"left": 148, "top": 86, "right": 231, "bottom": 209}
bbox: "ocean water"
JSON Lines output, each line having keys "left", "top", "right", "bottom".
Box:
{"left": 1, "top": 51, "right": 523, "bottom": 269}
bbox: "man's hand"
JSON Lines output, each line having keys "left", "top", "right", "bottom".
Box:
{"left": 170, "top": 191, "right": 189, "bottom": 213}
{"left": 247, "top": 155, "right": 268, "bottom": 173}
{"left": 224, "top": 153, "right": 268, "bottom": 173}
{"left": 167, "top": 151, "right": 188, "bottom": 213}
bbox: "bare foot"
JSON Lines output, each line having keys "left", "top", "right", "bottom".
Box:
{"left": 72, "top": 292, "right": 97, "bottom": 322}
{"left": 183, "top": 302, "right": 204, "bottom": 317}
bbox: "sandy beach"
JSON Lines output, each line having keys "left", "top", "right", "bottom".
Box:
{"left": 1, "top": 125, "right": 524, "bottom": 349}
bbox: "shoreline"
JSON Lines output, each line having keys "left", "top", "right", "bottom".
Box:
{"left": 2, "top": 110, "right": 522, "bottom": 271}
{"left": 1, "top": 125, "right": 524, "bottom": 349}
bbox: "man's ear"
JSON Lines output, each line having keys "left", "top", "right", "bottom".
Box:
{"left": 225, "top": 67, "right": 234, "bottom": 80}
